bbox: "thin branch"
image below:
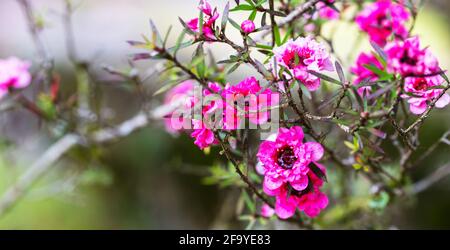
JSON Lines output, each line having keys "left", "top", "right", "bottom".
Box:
{"left": 253, "top": 0, "right": 320, "bottom": 44}
{"left": 17, "top": 0, "right": 53, "bottom": 88}
{"left": 411, "top": 163, "right": 450, "bottom": 195}
{"left": 403, "top": 86, "right": 450, "bottom": 134}
{"left": 0, "top": 134, "right": 80, "bottom": 216}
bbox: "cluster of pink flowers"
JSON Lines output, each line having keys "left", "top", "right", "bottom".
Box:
{"left": 186, "top": 0, "right": 219, "bottom": 40}
{"left": 164, "top": 77, "right": 278, "bottom": 150}
{"left": 352, "top": 1, "right": 449, "bottom": 115}
{"left": 222, "top": 77, "right": 278, "bottom": 129}
{"left": 274, "top": 36, "right": 334, "bottom": 91}
{"left": 385, "top": 37, "right": 449, "bottom": 114}
{"left": 257, "top": 126, "right": 328, "bottom": 219}
{"left": 0, "top": 57, "right": 32, "bottom": 99}
{"left": 355, "top": 0, "right": 410, "bottom": 46}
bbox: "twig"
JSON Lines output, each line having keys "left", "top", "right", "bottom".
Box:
{"left": 0, "top": 134, "right": 80, "bottom": 216}
{"left": 253, "top": 0, "right": 320, "bottom": 44}
{"left": 411, "top": 163, "right": 450, "bottom": 195}
{"left": 17, "top": 0, "right": 54, "bottom": 88}
{"left": 0, "top": 109, "right": 162, "bottom": 217}
{"left": 403, "top": 86, "right": 450, "bottom": 134}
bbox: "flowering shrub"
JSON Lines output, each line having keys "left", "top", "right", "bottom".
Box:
{"left": 0, "top": 0, "right": 449, "bottom": 229}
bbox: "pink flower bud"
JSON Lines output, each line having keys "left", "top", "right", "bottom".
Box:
{"left": 241, "top": 20, "right": 255, "bottom": 33}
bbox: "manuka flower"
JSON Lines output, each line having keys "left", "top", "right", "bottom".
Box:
{"left": 257, "top": 126, "right": 325, "bottom": 196}
{"left": 273, "top": 36, "right": 333, "bottom": 91}
{"left": 351, "top": 52, "right": 384, "bottom": 95}
{"left": 355, "top": 0, "right": 410, "bottom": 46}
{"left": 190, "top": 82, "right": 223, "bottom": 149}
{"left": 385, "top": 36, "right": 440, "bottom": 77}
{"left": 186, "top": 0, "right": 219, "bottom": 40}
{"left": 266, "top": 163, "right": 328, "bottom": 219}
{"left": 163, "top": 80, "right": 196, "bottom": 134}
{"left": 222, "top": 77, "right": 278, "bottom": 129}
{"left": 402, "top": 76, "right": 450, "bottom": 115}
{"left": 0, "top": 57, "right": 32, "bottom": 99}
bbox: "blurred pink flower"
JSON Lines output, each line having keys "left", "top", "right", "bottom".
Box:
{"left": 317, "top": 1, "right": 339, "bottom": 20}
{"left": 355, "top": 0, "right": 409, "bottom": 46}
{"left": 222, "top": 77, "right": 278, "bottom": 129}
{"left": 0, "top": 57, "right": 31, "bottom": 99}
{"left": 385, "top": 36, "right": 439, "bottom": 77}
{"left": 260, "top": 203, "right": 275, "bottom": 218}
{"left": 351, "top": 52, "right": 383, "bottom": 95}
{"left": 257, "top": 126, "right": 324, "bottom": 196}
{"left": 241, "top": 20, "right": 255, "bottom": 33}
{"left": 163, "top": 80, "right": 196, "bottom": 134}
{"left": 274, "top": 36, "right": 333, "bottom": 91}
{"left": 186, "top": 0, "right": 219, "bottom": 40}
{"left": 190, "top": 82, "right": 223, "bottom": 149}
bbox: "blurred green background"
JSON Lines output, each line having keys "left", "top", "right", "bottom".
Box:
{"left": 0, "top": 0, "right": 449, "bottom": 229}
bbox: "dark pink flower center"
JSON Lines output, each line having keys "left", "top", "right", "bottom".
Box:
{"left": 399, "top": 50, "right": 418, "bottom": 66}
{"left": 283, "top": 49, "right": 311, "bottom": 69}
{"left": 286, "top": 177, "right": 313, "bottom": 197}
{"left": 412, "top": 78, "right": 428, "bottom": 91}
{"left": 276, "top": 146, "right": 297, "bottom": 169}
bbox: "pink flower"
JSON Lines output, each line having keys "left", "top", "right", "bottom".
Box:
{"left": 191, "top": 120, "right": 218, "bottom": 149}
{"left": 260, "top": 203, "right": 275, "bottom": 218}
{"left": 222, "top": 77, "right": 279, "bottom": 129}
{"left": 0, "top": 57, "right": 32, "bottom": 99}
{"left": 241, "top": 20, "right": 255, "bottom": 33}
{"left": 317, "top": 1, "right": 339, "bottom": 20}
{"left": 351, "top": 52, "right": 383, "bottom": 95}
{"left": 355, "top": 0, "right": 410, "bottom": 46}
{"left": 304, "top": 23, "right": 316, "bottom": 33}
{"left": 385, "top": 36, "right": 439, "bottom": 77}
{"left": 186, "top": 0, "right": 219, "bottom": 40}
{"left": 402, "top": 76, "right": 450, "bottom": 114}
{"left": 267, "top": 168, "right": 329, "bottom": 219}
{"left": 189, "top": 82, "right": 223, "bottom": 149}
{"left": 273, "top": 36, "right": 333, "bottom": 91}
{"left": 163, "top": 80, "right": 196, "bottom": 134}
{"left": 257, "top": 126, "right": 325, "bottom": 196}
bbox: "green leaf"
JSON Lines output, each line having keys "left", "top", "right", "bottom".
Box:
{"left": 261, "top": 11, "right": 267, "bottom": 26}
{"left": 162, "top": 25, "right": 172, "bottom": 48}
{"left": 335, "top": 60, "right": 346, "bottom": 83}
{"left": 221, "top": 2, "right": 230, "bottom": 32}
{"left": 198, "top": 9, "right": 204, "bottom": 35}
{"left": 228, "top": 62, "right": 241, "bottom": 74}
{"left": 149, "top": 19, "right": 163, "bottom": 47}
{"left": 439, "top": 71, "right": 449, "bottom": 84}
{"left": 249, "top": 9, "right": 257, "bottom": 21}
{"left": 307, "top": 70, "right": 342, "bottom": 85}
{"left": 370, "top": 41, "right": 388, "bottom": 66}
{"left": 362, "top": 64, "right": 393, "bottom": 81}
{"left": 273, "top": 24, "right": 281, "bottom": 46}
{"left": 281, "top": 26, "right": 293, "bottom": 45}
{"left": 230, "top": 4, "right": 255, "bottom": 12}
{"left": 228, "top": 18, "right": 242, "bottom": 31}
{"left": 178, "top": 17, "right": 196, "bottom": 35}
